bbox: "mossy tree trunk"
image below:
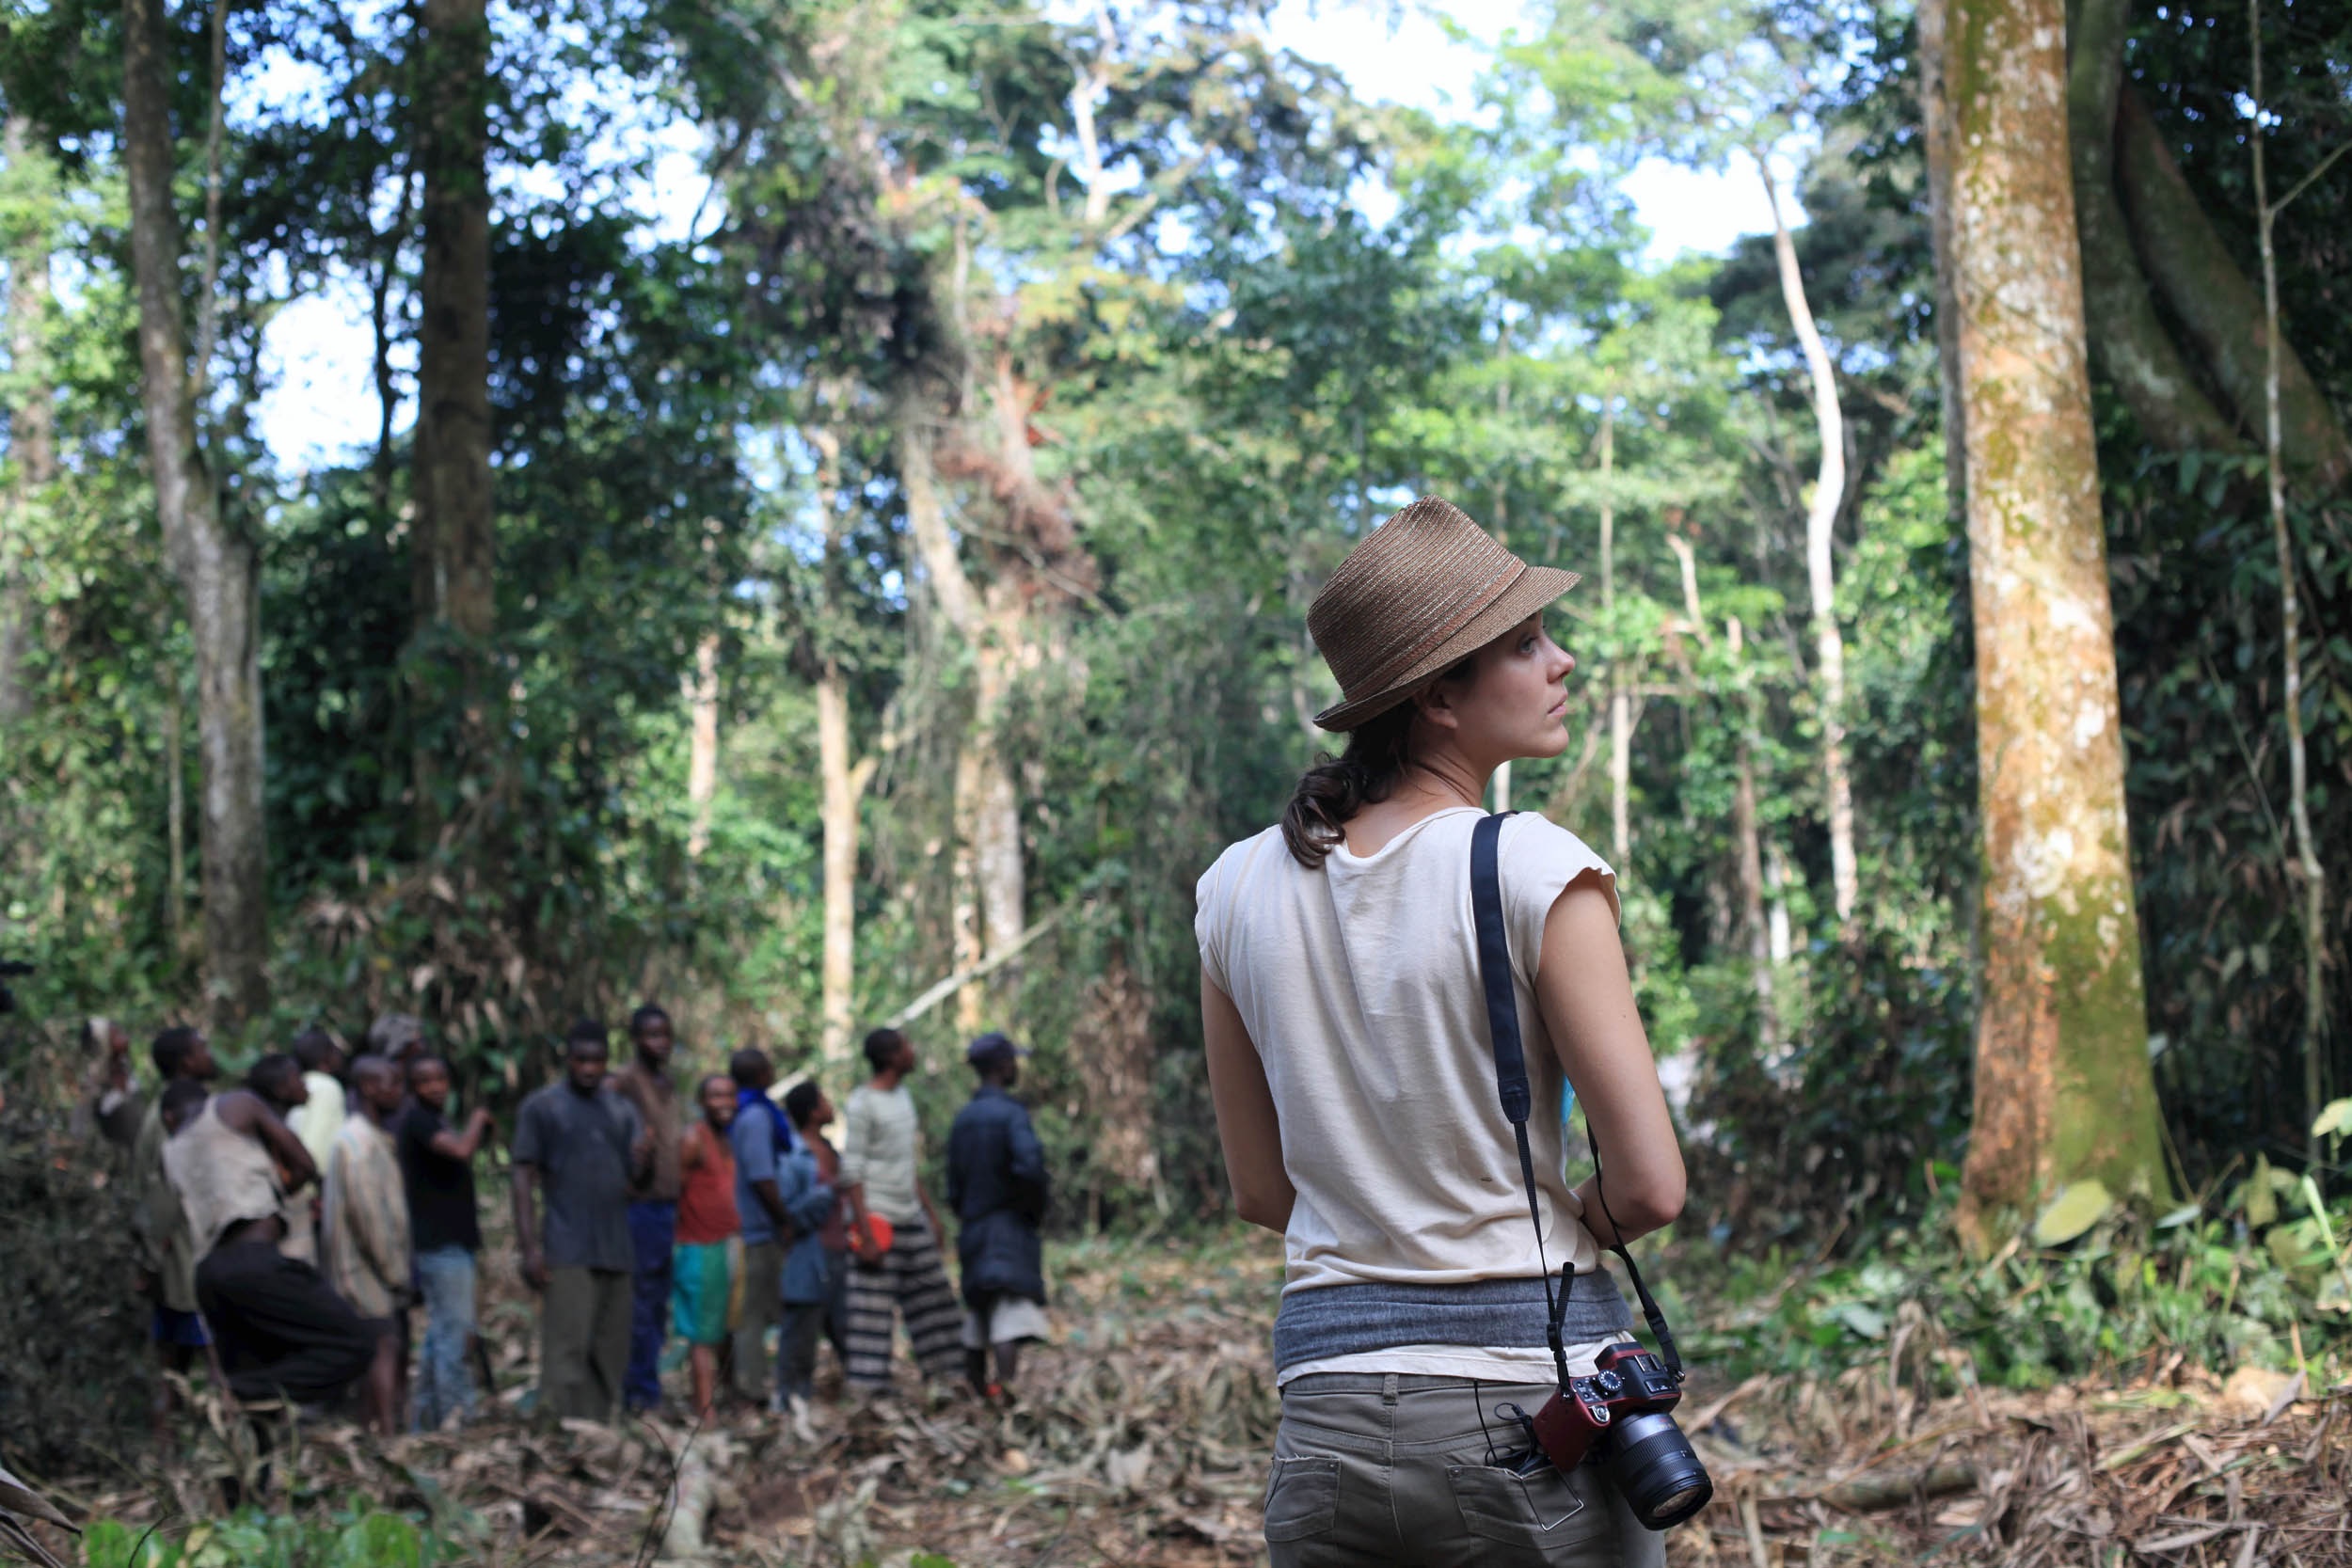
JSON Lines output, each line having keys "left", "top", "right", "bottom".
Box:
{"left": 122, "top": 0, "right": 269, "bottom": 1022}
{"left": 1, "top": 114, "right": 55, "bottom": 728}
{"left": 1923, "top": 0, "right": 2176, "bottom": 1244}
{"left": 411, "top": 0, "right": 497, "bottom": 829}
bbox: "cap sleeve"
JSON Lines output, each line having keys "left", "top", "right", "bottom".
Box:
{"left": 1194, "top": 844, "right": 1235, "bottom": 995}
{"left": 1501, "top": 814, "right": 1618, "bottom": 986}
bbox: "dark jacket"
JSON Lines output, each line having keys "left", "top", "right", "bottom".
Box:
{"left": 946, "top": 1084, "right": 1049, "bottom": 1306}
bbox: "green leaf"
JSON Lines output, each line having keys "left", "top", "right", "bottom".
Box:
{"left": 2243, "top": 1155, "right": 2279, "bottom": 1227}
{"left": 333, "top": 1514, "right": 421, "bottom": 1568}
{"left": 1825, "top": 1302, "right": 1888, "bottom": 1340}
{"left": 2312, "top": 1098, "right": 2352, "bottom": 1141}
{"left": 2032, "top": 1180, "right": 2113, "bottom": 1246}
{"left": 2155, "top": 1204, "right": 2201, "bottom": 1229}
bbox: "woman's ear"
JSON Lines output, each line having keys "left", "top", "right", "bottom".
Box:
{"left": 1413, "top": 682, "right": 1462, "bottom": 733}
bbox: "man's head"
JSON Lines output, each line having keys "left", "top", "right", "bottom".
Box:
{"left": 863, "top": 1027, "right": 914, "bottom": 1078}
{"left": 965, "top": 1031, "right": 1026, "bottom": 1088}
{"left": 629, "top": 1004, "right": 674, "bottom": 1070}
{"left": 698, "top": 1073, "right": 737, "bottom": 1129}
{"left": 292, "top": 1027, "right": 344, "bottom": 1079}
{"left": 367, "top": 1012, "right": 425, "bottom": 1062}
{"left": 729, "top": 1047, "right": 773, "bottom": 1094}
{"left": 352, "top": 1053, "right": 404, "bottom": 1117}
{"left": 784, "top": 1079, "right": 833, "bottom": 1134}
{"left": 564, "top": 1020, "right": 611, "bottom": 1092}
{"left": 247, "top": 1052, "right": 309, "bottom": 1110}
{"left": 152, "top": 1026, "right": 215, "bottom": 1084}
{"left": 159, "top": 1077, "right": 209, "bottom": 1134}
{"left": 408, "top": 1055, "right": 453, "bottom": 1113}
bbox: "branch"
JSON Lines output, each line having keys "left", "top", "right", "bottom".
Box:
{"left": 2269, "top": 136, "right": 2352, "bottom": 219}
{"left": 884, "top": 909, "right": 1066, "bottom": 1027}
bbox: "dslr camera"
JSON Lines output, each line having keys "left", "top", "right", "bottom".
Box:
{"left": 1513, "top": 1342, "right": 1713, "bottom": 1529}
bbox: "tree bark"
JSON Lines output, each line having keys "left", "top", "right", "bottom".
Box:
{"left": 1669, "top": 535, "right": 1778, "bottom": 1053}
{"left": 2246, "top": 8, "right": 2330, "bottom": 1167}
{"left": 1927, "top": 0, "right": 2174, "bottom": 1243}
{"left": 122, "top": 0, "right": 269, "bottom": 1022}
{"left": 1599, "top": 402, "right": 1630, "bottom": 867}
{"left": 1754, "top": 149, "right": 1859, "bottom": 929}
{"left": 2114, "top": 87, "right": 2351, "bottom": 489}
{"left": 411, "top": 0, "right": 496, "bottom": 820}
{"left": 2064, "top": 0, "right": 2244, "bottom": 457}
{"left": 816, "top": 667, "right": 876, "bottom": 1071}
{"left": 898, "top": 396, "right": 1023, "bottom": 1034}
{"left": 685, "top": 633, "right": 720, "bottom": 858}
{"left": 810, "top": 420, "right": 878, "bottom": 1074}
{"left": 1, "top": 115, "right": 56, "bottom": 726}
{"left": 1915, "top": 0, "right": 1969, "bottom": 532}
{"left": 163, "top": 667, "right": 188, "bottom": 955}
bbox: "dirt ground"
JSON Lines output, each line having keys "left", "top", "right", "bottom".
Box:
{"left": 17, "top": 1230, "right": 2352, "bottom": 1566}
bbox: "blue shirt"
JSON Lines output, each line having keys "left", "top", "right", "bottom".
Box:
{"left": 731, "top": 1104, "right": 782, "bottom": 1246}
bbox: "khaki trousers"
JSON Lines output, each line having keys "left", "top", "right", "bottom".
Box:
{"left": 731, "top": 1240, "right": 786, "bottom": 1402}
{"left": 540, "top": 1266, "right": 631, "bottom": 1422}
{"left": 1266, "top": 1374, "right": 1668, "bottom": 1568}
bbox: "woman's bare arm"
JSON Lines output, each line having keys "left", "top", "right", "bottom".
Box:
{"left": 1201, "top": 975, "right": 1295, "bottom": 1232}
{"left": 1533, "top": 876, "right": 1686, "bottom": 1243}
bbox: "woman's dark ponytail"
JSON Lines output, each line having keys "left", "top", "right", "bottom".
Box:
{"left": 1280, "top": 703, "right": 1419, "bottom": 867}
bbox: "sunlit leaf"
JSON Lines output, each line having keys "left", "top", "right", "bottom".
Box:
{"left": 2032, "top": 1180, "right": 2112, "bottom": 1247}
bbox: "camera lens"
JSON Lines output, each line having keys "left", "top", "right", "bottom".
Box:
{"left": 1603, "top": 1411, "right": 1714, "bottom": 1530}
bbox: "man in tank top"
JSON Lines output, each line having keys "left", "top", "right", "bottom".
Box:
{"left": 164, "top": 1079, "right": 395, "bottom": 1429}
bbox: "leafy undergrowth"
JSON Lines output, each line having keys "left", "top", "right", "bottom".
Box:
{"left": 11, "top": 1222, "right": 2352, "bottom": 1566}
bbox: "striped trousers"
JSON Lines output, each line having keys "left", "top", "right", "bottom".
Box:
{"left": 841, "top": 1212, "right": 965, "bottom": 1388}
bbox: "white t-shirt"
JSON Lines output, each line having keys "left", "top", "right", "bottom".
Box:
{"left": 1196, "top": 807, "right": 1623, "bottom": 1384}
{"left": 840, "top": 1083, "right": 924, "bottom": 1224}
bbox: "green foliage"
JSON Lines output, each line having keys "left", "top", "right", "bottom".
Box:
{"left": 1692, "top": 1181, "right": 2352, "bottom": 1389}
{"left": 81, "top": 1505, "right": 436, "bottom": 1568}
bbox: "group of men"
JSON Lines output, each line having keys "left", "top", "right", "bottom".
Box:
{"left": 94, "top": 1004, "right": 1052, "bottom": 1439}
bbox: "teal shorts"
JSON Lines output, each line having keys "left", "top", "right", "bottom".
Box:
{"left": 671, "top": 1239, "right": 739, "bottom": 1346}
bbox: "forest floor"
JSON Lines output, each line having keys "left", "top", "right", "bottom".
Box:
{"left": 22, "top": 1228, "right": 2352, "bottom": 1567}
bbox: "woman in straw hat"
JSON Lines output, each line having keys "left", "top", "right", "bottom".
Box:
{"left": 1197, "top": 498, "right": 1687, "bottom": 1566}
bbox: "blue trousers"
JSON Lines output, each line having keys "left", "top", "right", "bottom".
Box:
{"left": 412, "top": 1245, "right": 477, "bottom": 1431}
{"left": 625, "top": 1201, "right": 677, "bottom": 1411}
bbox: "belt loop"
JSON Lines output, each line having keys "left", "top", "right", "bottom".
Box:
{"left": 1381, "top": 1373, "right": 1398, "bottom": 1406}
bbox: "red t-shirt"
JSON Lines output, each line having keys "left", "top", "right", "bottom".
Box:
{"left": 675, "top": 1122, "right": 739, "bottom": 1244}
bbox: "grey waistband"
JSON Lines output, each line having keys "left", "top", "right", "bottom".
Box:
{"left": 1272, "top": 1272, "right": 1633, "bottom": 1372}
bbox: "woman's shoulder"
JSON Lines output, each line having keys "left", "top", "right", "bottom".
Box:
{"left": 1500, "top": 810, "right": 1611, "bottom": 869}
{"left": 1195, "top": 824, "right": 1288, "bottom": 903}
{"left": 1498, "top": 811, "right": 1619, "bottom": 924}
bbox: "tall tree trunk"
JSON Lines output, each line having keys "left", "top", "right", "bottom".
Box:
{"left": 1925, "top": 0, "right": 2174, "bottom": 1243}
{"left": 122, "top": 0, "right": 269, "bottom": 1022}
{"left": 1669, "top": 534, "right": 1779, "bottom": 1053}
{"left": 810, "top": 421, "right": 878, "bottom": 1074}
{"left": 1598, "top": 402, "right": 1630, "bottom": 867}
{"left": 685, "top": 633, "right": 720, "bottom": 857}
{"left": 1754, "top": 150, "right": 1859, "bottom": 929}
{"left": 816, "top": 668, "right": 876, "bottom": 1071}
{"left": 898, "top": 397, "right": 1022, "bottom": 1033}
{"left": 2247, "top": 8, "right": 2331, "bottom": 1165}
{"left": 2064, "top": 0, "right": 2244, "bottom": 457}
{"left": 1, "top": 115, "right": 56, "bottom": 726}
{"left": 2114, "top": 87, "right": 2352, "bottom": 488}
{"left": 163, "top": 666, "right": 188, "bottom": 956}
{"left": 411, "top": 0, "right": 496, "bottom": 822}
{"left": 1915, "top": 10, "right": 1969, "bottom": 533}
{"left": 370, "top": 168, "right": 415, "bottom": 515}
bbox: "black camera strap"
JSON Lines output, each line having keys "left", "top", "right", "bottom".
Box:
{"left": 1470, "top": 811, "right": 1685, "bottom": 1386}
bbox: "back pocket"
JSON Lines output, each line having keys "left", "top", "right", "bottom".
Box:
{"left": 1447, "top": 1463, "right": 1591, "bottom": 1547}
{"left": 1263, "top": 1455, "right": 1343, "bottom": 1544}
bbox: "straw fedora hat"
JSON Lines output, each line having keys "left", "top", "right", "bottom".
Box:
{"left": 1307, "top": 496, "right": 1581, "bottom": 732}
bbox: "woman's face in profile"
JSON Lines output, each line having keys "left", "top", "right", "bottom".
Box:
{"left": 1439, "top": 614, "right": 1578, "bottom": 761}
